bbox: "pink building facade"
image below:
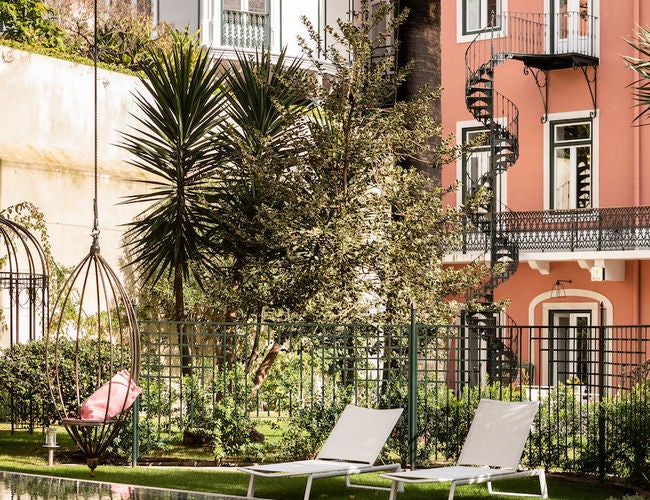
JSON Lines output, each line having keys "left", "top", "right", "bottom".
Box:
{"left": 441, "top": 1, "right": 650, "bottom": 385}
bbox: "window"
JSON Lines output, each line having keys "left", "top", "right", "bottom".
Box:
{"left": 461, "top": 0, "right": 502, "bottom": 36}
{"left": 462, "top": 128, "right": 490, "bottom": 204}
{"left": 222, "top": 0, "right": 269, "bottom": 49}
{"left": 461, "top": 126, "right": 507, "bottom": 209}
{"left": 224, "top": 0, "right": 267, "bottom": 13}
{"left": 369, "top": 0, "right": 392, "bottom": 59}
{"left": 549, "top": 311, "right": 596, "bottom": 391}
{"left": 550, "top": 120, "right": 592, "bottom": 209}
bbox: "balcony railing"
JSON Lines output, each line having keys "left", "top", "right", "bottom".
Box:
{"left": 221, "top": 9, "right": 269, "bottom": 49}
{"left": 479, "top": 11, "right": 599, "bottom": 61}
{"left": 459, "top": 206, "right": 650, "bottom": 254}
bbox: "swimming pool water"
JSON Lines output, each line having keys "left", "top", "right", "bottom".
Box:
{"left": 0, "top": 470, "right": 254, "bottom": 499}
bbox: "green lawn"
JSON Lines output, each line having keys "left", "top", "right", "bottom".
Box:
{"left": 0, "top": 427, "right": 642, "bottom": 499}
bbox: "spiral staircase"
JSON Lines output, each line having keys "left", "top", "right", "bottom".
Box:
{"left": 461, "top": 11, "right": 599, "bottom": 385}
{"left": 463, "top": 26, "right": 520, "bottom": 384}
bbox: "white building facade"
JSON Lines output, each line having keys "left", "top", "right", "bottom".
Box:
{"left": 156, "top": 0, "right": 350, "bottom": 60}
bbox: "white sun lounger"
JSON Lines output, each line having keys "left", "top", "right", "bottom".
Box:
{"left": 381, "top": 399, "right": 548, "bottom": 500}
{"left": 239, "top": 404, "right": 403, "bottom": 500}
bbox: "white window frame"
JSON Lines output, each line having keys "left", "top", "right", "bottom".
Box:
{"left": 223, "top": 0, "right": 267, "bottom": 13}
{"left": 369, "top": 0, "right": 394, "bottom": 59}
{"left": 540, "top": 301, "right": 602, "bottom": 391}
{"left": 457, "top": 0, "right": 508, "bottom": 44}
{"left": 548, "top": 310, "right": 596, "bottom": 388}
{"left": 456, "top": 120, "right": 508, "bottom": 210}
{"left": 543, "top": 110, "right": 599, "bottom": 210}
{"left": 551, "top": 121, "right": 592, "bottom": 210}
{"left": 525, "top": 292, "right": 613, "bottom": 394}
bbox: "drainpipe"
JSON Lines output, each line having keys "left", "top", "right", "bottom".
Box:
{"left": 633, "top": 0, "right": 641, "bottom": 325}
{"left": 633, "top": 0, "right": 641, "bottom": 207}
{"left": 279, "top": 0, "right": 283, "bottom": 50}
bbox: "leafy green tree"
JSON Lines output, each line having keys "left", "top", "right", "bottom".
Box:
{"left": 0, "top": 0, "right": 65, "bottom": 47}
{"left": 624, "top": 26, "right": 650, "bottom": 122}
{"left": 119, "top": 33, "right": 227, "bottom": 373}
{"left": 208, "top": 47, "right": 318, "bottom": 323}
{"left": 200, "top": 1, "right": 490, "bottom": 396}
{"left": 57, "top": 0, "right": 175, "bottom": 71}
{"left": 204, "top": 48, "right": 322, "bottom": 385}
{"left": 122, "top": 2, "right": 490, "bottom": 393}
{"left": 296, "top": 0, "right": 487, "bottom": 325}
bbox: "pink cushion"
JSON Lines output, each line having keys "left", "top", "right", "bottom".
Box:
{"left": 80, "top": 370, "right": 142, "bottom": 420}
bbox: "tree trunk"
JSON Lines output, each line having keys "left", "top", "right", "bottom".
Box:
{"left": 245, "top": 308, "right": 263, "bottom": 374}
{"left": 223, "top": 267, "right": 242, "bottom": 367}
{"left": 251, "top": 342, "right": 282, "bottom": 395}
{"left": 397, "top": 0, "right": 442, "bottom": 183}
{"left": 174, "top": 261, "right": 192, "bottom": 376}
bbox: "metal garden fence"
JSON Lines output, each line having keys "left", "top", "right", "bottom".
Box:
{"left": 135, "top": 307, "right": 650, "bottom": 483}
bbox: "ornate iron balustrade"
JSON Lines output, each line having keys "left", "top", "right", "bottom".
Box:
{"left": 221, "top": 9, "right": 269, "bottom": 49}
{"left": 459, "top": 206, "right": 650, "bottom": 253}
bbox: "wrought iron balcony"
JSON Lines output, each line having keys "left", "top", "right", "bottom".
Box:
{"left": 459, "top": 206, "right": 650, "bottom": 254}
{"left": 480, "top": 11, "right": 599, "bottom": 70}
{"left": 221, "top": 9, "right": 269, "bottom": 49}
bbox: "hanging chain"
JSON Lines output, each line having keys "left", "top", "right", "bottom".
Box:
{"left": 91, "top": 0, "right": 100, "bottom": 251}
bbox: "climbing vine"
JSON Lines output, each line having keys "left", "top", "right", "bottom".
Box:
{"left": 1, "top": 201, "right": 52, "bottom": 263}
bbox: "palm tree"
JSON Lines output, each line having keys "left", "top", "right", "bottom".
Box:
{"left": 120, "top": 33, "right": 227, "bottom": 373}
{"left": 624, "top": 26, "right": 650, "bottom": 122}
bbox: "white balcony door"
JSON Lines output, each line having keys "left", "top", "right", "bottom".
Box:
{"left": 554, "top": 0, "right": 591, "bottom": 54}
{"left": 551, "top": 312, "right": 595, "bottom": 389}
{"left": 553, "top": 144, "right": 591, "bottom": 209}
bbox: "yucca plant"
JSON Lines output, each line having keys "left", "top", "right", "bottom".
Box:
{"left": 119, "top": 32, "right": 227, "bottom": 373}
{"left": 623, "top": 26, "right": 650, "bottom": 122}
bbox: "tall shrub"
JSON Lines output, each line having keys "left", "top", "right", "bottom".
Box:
{"left": 0, "top": 0, "right": 65, "bottom": 47}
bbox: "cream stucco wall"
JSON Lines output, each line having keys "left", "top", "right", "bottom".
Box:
{"left": 0, "top": 46, "right": 152, "bottom": 349}
{"left": 0, "top": 46, "right": 147, "bottom": 270}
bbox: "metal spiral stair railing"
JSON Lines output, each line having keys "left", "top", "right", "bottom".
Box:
{"left": 463, "top": 17, "right": 521, "bottom": 384}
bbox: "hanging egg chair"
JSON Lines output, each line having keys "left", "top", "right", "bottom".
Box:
{"left": 45, "top": 229, "right": 140, "bottom": 474}
{"left": 44, "top": 0, "right": 140, "bottom": 473}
